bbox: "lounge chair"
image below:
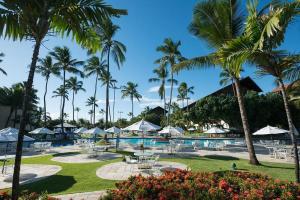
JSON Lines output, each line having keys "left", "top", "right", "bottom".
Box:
{"left": 125, "top": 156, "right": 138, "bottom": 164}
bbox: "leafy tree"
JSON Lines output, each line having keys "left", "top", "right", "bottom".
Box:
{"left": 173, "top": 0, "right": 260, "bottom": 165}
{"left": 156, "top": 38, "right": 183, "bottom": 125}
{"left": 121, "top": 82, "right": 142, "bottom": 119}
{"left": 149, "top": 63, "right": 169, "bottom": 117}
{"left": 0, "top": 1, "right": 126, "bottom": 196}
{"left": 0, "top": 53, "right": 7, "bottom": 76}
{"left": 95, "top": 19, "right": 126, "bottom": 128}
{"left": 84, "top": 56, "right": 106, "bottom": 124}
{"left": 66, "top": 77, "right": 86, "bottom": 122}
{"left": 52, "top": 86, "right": 69, "bottom": 121}
{"left": 50, "top": 46, "right": 84, "bottom": 132}
{"left": 36, "top": 56, "right": 60, "bottom": 125}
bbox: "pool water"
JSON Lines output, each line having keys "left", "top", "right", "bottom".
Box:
{"left": 109, "top": 138, "right": 235, "bottom": 147}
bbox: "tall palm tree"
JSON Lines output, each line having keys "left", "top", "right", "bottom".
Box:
{"left": 86, "top": 96, "right": 98, "bottom": 123}
{"left": 36, "top": 56, "right": 60, "bottom": 125}
{"left": 219, "top": 69, "right": 237, "bottom": 96}
{"left": 173, "top": 0, "right": 259, "bottom": 165}
{"left": 75, "top": 107, "right": 80, "bottom": 121}
{"left": 121, "top": 82, "right": 142, "bottom": 119}
{"left": 178, "top": 82, "right": 194, "bottom": 111}
{"left": 156, "top": 38, "right": 183, "bottom": 125}
{"left": 149, "top": 63, "right": 169, "bottom": 117}
{"left": 111, "top": 81, "right": 119, "bottom": 122}
{"left": 96, "top": 19, "right": 126, "bottom": 128}
{"left": 52, "top": 86, "right": 69, "bottom": 121}
{"left": 0, "top": 53, "right": 7, "bottom": 76}
{"left": 177, "top": 90, "right": 186, "bottom": 108}
{"left": 0, "top": 1, "right": 126, "bottom": 197}
{"left": 99, "top": 69, "right": 116, "bottom": 122}
{"left": 66, "top": 77, "right": 86, "bottom": 122}
{"left": 50, "top": 46, "right": 84, "bottom": 133}
{"left": 84, "top": 56, "right": 106, "bottom": 124}
{"left": 88, "top": 110, "right": 94, "bottom": 124}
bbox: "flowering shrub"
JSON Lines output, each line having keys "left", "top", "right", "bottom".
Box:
{"left": 0, "top": 191, "right": 58, "bottom": 200}
{"left": 101, "top": 170, "right": 300, "bottom": 200}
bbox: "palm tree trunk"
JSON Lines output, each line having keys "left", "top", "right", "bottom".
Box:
{"left": 72, "top": 90, "right": 75, "bottom": 122}
{"left": 13, "top": 108, "right": 17, "bottom": 128}
{"left": 231, "top": 79, "right": 236, "bottom": 96}
{"left": 5, "top": 106, "right": 13, "bottom": 127}
{"left": 131, "top": 96, "right": 134, "bottom": 119}
{"left": 61, "top": 70, "right": 66, "bottom": 134}
{"left": 234, "top": 77, "right": 259, "bottom": 165}
{"left": 105, "top": 47, "right": 111, "bottom": 128}
{"left": 12, "top": 39, "right": 42, "bottom": 200}
{"left": 113, "top": 87, "right": 116, "bottom": 122}
{"left": 168, "top": 72, "right": 174, "bottom": 125}
{"left": 43, "top": 77, "right": 49, "bottom": 125}
{"left": 163, "top": 81, "right": 166, "bottom": 118}
{"left": 93, "top": 74, "right": 98, "bottom": 125}
{"left": 278, "top": 79, "right": 299, "bottom": 182}
{"left": 186, "top": 98, "right": 189, "bottom": 113}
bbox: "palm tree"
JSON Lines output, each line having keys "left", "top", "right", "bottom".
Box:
{"left": 177, "top": 90, "right": 186, "bottom": 108}
{"left": 156, "top": 38, "right": 183, "bottom": 125}
{"left": 52, "top": 86, "right": 69, "bottom": 121}
{"left": 50, "top": 46, "right": 84, "bottom": 133}
{"left": 86, "top": 96, "right": 98, "bottom": 123}
{"left": 177, "top": 82, "right": 194, "bottom": 111}
{"left": 121, "top": 82, "right": 142, "bottom": 119}
{"left": 66, "top": 77, "right": 86, "bottom": 122}
{"left": 75, "top": 107, "right": 80, "bottom": 121}
{"left": 0, "top": 53, "right": 7, "bottom": 76}
{"left": 96, "top": 19, "right": 126, "bottom": 128}
{"left": 99, "top": 109, "right": 105, "bottom": 119}
{"left": 149, "top": 63, "right": 169, "bottom": 117}
{"left": 88, "top": 110, "right": 94, "bottom": 124}
{"left": 36, "top": 56, "right": 60, "bottom": 125}
{"left": 219, "top": 69, "right": 237, "bottom": 96}
{"left": 84, "top": 56, "right": 106, "bottom": 124}
{"left": 173, "top": 0, "right": 259, "bottom": 165}
{"left": 111, "top": 81, "right": 119, "bottom": 122}
{"left": 0, "top": 1, "right": 126, "bottom": 197}
{"left": 99, "top": 69, "right": 117, "bottom": 122}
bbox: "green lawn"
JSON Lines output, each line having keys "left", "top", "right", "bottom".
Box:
{"left": 3, "top": 151, "right": 296, "bottom": 195}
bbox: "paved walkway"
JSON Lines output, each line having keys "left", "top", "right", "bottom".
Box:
{"left": 54, "top": 190, "right": 106, "bottom": 200}
{"left": 96, "top": 161, "right": 187, "bottom": 180}
{"left": 51, "top": 152, "right": 121, "bottom": 163}
{"left": 0, "top": 164, "right": 61, "bottom": 189}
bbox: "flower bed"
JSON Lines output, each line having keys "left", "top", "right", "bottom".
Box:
{"left": 101, "top": 170, "right": 300, "bottom": 200}
{"left": 0, "top": 191, "right": 58, "bottom": 200}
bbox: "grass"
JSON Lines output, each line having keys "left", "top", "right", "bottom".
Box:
{"left": 1, "top": 151, "right": 296, "bottom": 195}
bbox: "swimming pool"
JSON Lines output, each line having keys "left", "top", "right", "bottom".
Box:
{"left": 109, "top": 138, "right": 235, "bottom": 147}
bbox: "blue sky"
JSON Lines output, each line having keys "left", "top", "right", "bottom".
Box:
{"left": 0, "top": 0, "right": 300, "bottom": 121}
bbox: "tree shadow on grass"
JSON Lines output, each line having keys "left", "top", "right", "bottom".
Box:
{"left": 260, "top": 164, "right": 294, "bottom": 170}
{"left": 52, "top": 152, "right": 81, "bottom": 157}
{"left": 21, "top": 175, "right": 76, "bottom": 194}
{"left": 203, "top": 155, "right": 240, "bottom": 161}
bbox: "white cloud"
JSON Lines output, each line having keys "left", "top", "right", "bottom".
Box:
{"left": 148, "top": 85, "right": 179, "bottom": 93}
{"left": 96, "top": 99, "right": 115, "bottom": 104}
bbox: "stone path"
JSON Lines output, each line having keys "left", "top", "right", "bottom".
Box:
{"left": 51, "top": 152, "right": 121, "bottom": 163}
{"left": 54, "top": 190, "right": 106, "bottom": 200}
{"left": 96, "top": 161, "right": 187, "bottom": 180}
{"left": 0, "top": 164, "right": 61, "bottom": 189}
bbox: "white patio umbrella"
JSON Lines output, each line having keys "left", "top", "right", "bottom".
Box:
{"left": 83, "top": 127, "right": 106, "bottom": 135}
{"left": 54, "top": 123, "right": 77, "bottom": 128}
{"left": 159, "top": 125, "right": 182, "bottom": 136}
{"left": 187, "top": 127, "right": 196, "bottom": 131}
{"left": 0, "top": 127, "right": 35, "bottom": 142}
{"left": 105, "top": 126, "right": 121, "bottom": 134}
{"left": 204, "top": 127, "right": 229, "bottom": 134}
{"left": 253, "top": 125, "right": 289, "bottom": 135}
{"left": 175, "top": 127, "right": 184, "bottom": 134}
{"left": 123, "top": 119, "right": 161, "bottom": 132}
{"left": 123, "top": 120, "right": 160, "bottom": 152}
{"left": 29, "top": 127, "right": 54, "bottom": 135}
{"left": 73, "top": 127, "right": 88, "bottom": 134}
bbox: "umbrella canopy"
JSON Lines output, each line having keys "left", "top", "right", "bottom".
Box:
{"left": 29, "top": 127, "right": 54, "bottom": 135}
{"left": 187, "top": 127, "right": 196, "bottom": 131}
{"left": 123, "top": 120, "right": 161, "bottom": 132}
{"left": 105, "top": 126, "right": 121, "bottom": 134}
{"left": 73, "top": 127, "right": 88, "bottom": 134}
{"left": 253, "top": 125, "right": 289, "bottom": 136}
{"left": 0, "top": 127, "right": 34, "bottom": 142}
{"left": 204, "top": 127, "right": 229, "bottom": 134}
{"left": 159, "top": 126, "right": 182, "bottom": 136}
{"left": 83, "top": 127, "right": 106, "bottom": 135}
{"left": 54, "top": 123, "right": 77, "bottom": 128}
{"left": 174, "top": 127, "right": 184, "bottom": 134}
